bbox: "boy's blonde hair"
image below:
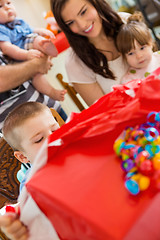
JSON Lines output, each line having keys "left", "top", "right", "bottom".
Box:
{"left": 116, "top": 11, "right": 153, "bottom": 60}
{"left": 2, "top": 102, "right": 51, "bottom": 151}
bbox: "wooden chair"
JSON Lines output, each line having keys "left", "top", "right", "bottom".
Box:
{"left": 0, "top": 137, "right": 21, "bottom": 239}
{"left": 56, "top": 73, "right": 85, "bottom": 111}
{"left": 0, "top": 137, "right": 20, "bottom": 208}
{"left": 0, "top": 109, "right": 64, "bottom": 240}
{"left": 50, "top": 108, "right": 65, "bottom": 127}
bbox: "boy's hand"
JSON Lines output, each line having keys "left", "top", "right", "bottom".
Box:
{"left": 0, "top": 214, "right": 28, "bottom": 240}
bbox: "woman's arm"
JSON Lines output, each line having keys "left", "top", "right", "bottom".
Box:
{"left": 0, "top": 55, "right": 52, "bottom": 92}
{"left": 73, "top": 82, "right": 104, "bottom": 106}
{"left": 65, "top": 49, "right": 105, "bottom": 106}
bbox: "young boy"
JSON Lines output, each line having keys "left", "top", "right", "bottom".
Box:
{"left": 2, "top": 101, "right": 60, "bottom": 189}
{"left": 116, "top": 11, "right": 160, "bottom": 83}
{"left": 2, "top": 101, "right": 60, "bottom": 165}
{"left": 1, "top": 102, "right": 61, "bottom": 240}
{"left": 0, "top": 0, "right": 67, "bottom": 101}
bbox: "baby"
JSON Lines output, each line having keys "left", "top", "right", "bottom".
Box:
{"left": 0, "top": 0, "right": 66, "bottom": 101}
{"left": 116, "top": 11, "right": 160, "bottom": 83}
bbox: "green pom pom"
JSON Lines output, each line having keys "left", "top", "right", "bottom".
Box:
{"left": 144, "top": 72, "right": 150, "bottom": 78}
{"left": 130, "top": 69, "right": 136, "bottom": 74}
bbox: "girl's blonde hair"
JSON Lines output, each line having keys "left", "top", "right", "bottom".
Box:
{"left": 116, "top": 11, "right": 153, "bottom": 59}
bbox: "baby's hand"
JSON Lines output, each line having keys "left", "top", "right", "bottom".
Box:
{"left": 27, "top": 49, "right": 44, "bottom": 60}
{"left": 37, "top": 28, "right": 55, "bottom": 39}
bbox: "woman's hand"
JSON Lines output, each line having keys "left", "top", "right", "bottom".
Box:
{"left": 0, "top": 214, "right": 28, "bottom": 240}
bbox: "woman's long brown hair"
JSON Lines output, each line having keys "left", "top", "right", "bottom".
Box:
{"left": 51, "top": 0, "right": 123, "bottom": 79}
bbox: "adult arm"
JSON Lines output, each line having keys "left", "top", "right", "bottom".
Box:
{"left": 0, "top": 55, "right": 52, "bottom": 92}
{"left": 0, "top": 215, "right": 28, "bottom": 240}
{"left": 65, "top": 49, "right": 105, "bottom": 106}
{"left": 73, "top": 82, "right": 104, "bottom": 106}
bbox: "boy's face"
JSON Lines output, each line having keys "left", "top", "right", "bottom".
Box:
{"left": 0, "top": 0, "right": 16, "bottom": 24}
{"left": 125, "top": 40, "right": 153, "bottom": 69}
{"left": 14, "top": 109, "right": 60, "bottom": 164}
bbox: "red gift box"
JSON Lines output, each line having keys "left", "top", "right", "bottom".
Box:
{"left": 27, "top": 68, "right": 160, "bottom": 240}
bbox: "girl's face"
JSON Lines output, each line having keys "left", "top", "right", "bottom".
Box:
{"left": 0, "top": 0, "right": 16, "bottom": 24}
{"left": 125, "top": 40, "right": 153, "bottom": 69}
{"left": 61, "top": 0, "right": 103, "bottom": 41}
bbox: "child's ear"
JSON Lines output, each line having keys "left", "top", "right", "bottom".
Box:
{"left": 14, "top": 151, "right": 29, "bottom": 163}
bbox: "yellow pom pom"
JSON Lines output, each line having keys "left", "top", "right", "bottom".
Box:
{"left": 139, "top": 176, "right": 150, "bottom": 191}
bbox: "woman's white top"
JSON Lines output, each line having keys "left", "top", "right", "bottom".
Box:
{"left": 65, "top": 48, "right": 128, "bottom": 94}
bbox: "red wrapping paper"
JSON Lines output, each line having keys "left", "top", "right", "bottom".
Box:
{"left": 27, "top": 68, "right": 160, "bottom": 240}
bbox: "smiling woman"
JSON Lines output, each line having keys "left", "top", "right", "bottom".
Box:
{"left": 50, "top": 0, "right": 129, "bottom": 106}
{"left": 61, "top": 0, "right": 102, "bottom": 39}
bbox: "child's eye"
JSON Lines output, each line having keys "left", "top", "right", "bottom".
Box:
{"left": 128, "top": 52, "right": 134, "bottom": 56}
{"left": 140, "top": 46, "right": 145, "bottom": 50}
{"left": 51, "top": 128, "right": 58, "bottom": 133}
{"left": 35, "top": 137, "right": 43, "bottom": 143}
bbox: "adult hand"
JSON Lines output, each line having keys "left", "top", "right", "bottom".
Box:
{"left": 0, "top": 214, "right": 28, "bottom": 240}
{"left": 33, "top": 55, "right": 53, "bottom": 75}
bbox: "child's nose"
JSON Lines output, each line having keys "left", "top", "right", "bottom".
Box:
{"left": 4, "top": 4, "right": 10, "bottom": 9}
{"left": 136, "top": 51, "right": 143, "bottom": 59}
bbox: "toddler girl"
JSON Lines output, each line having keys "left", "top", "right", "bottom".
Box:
{"left": 116, "top": 11, "right": 160, "bottom": 83}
